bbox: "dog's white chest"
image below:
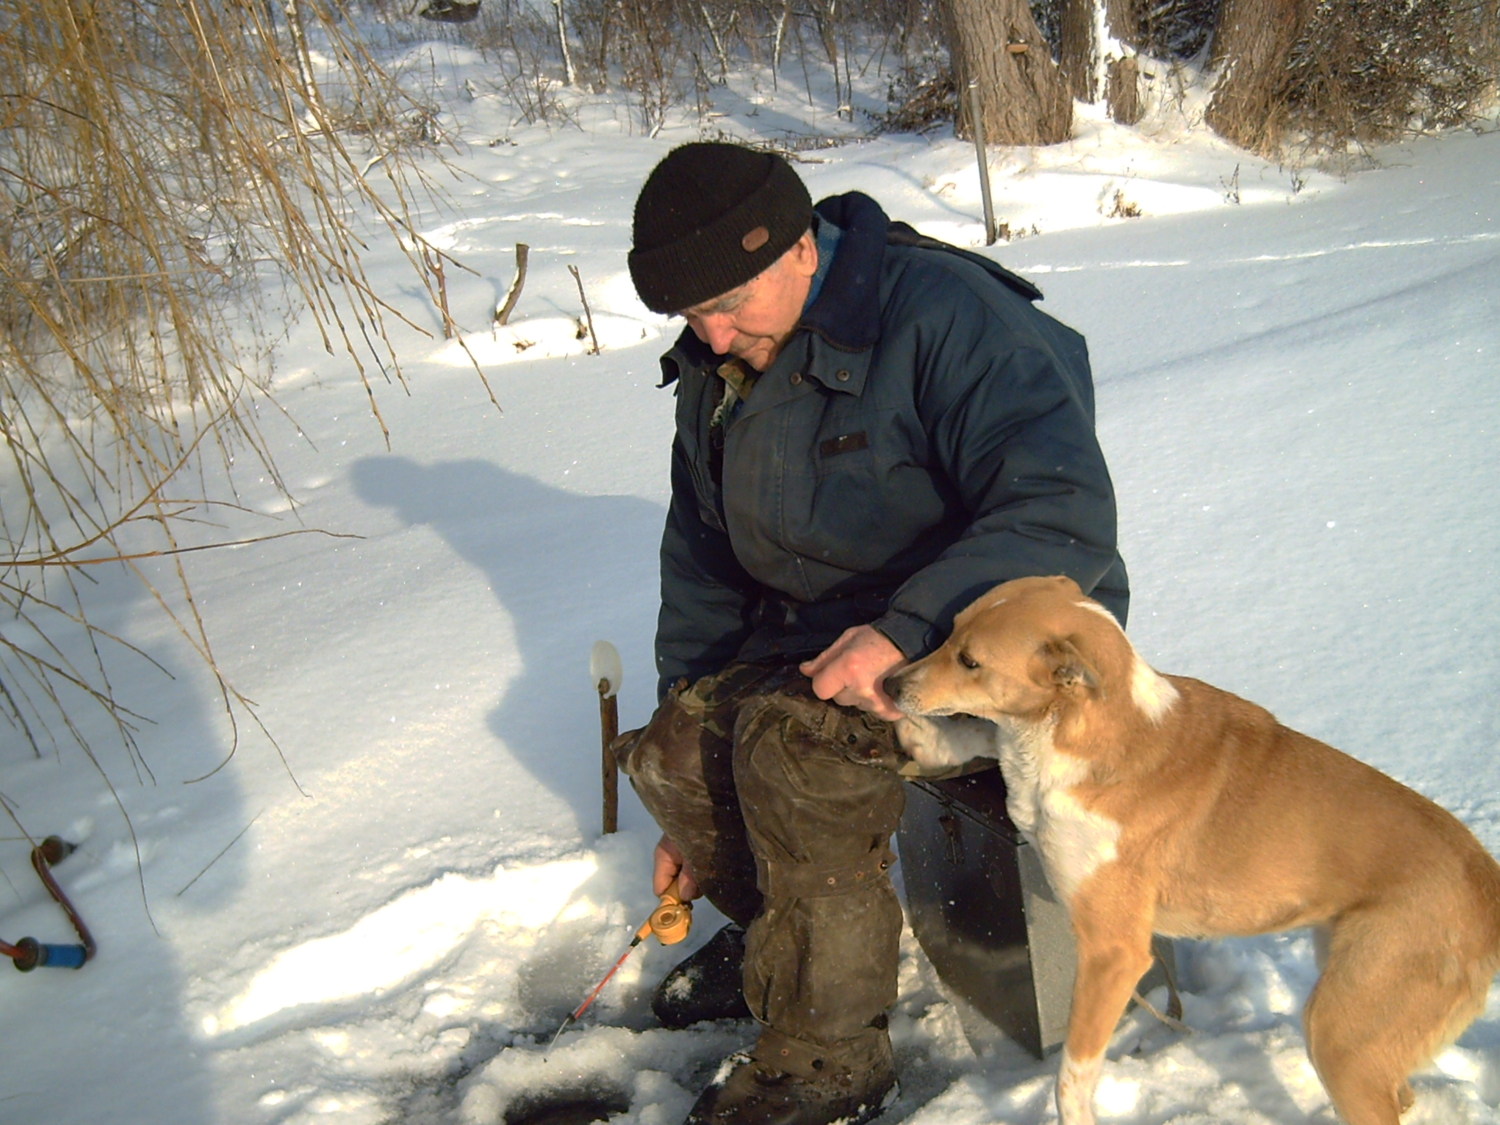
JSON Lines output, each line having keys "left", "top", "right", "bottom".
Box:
{"left": 995, "top": 721, "right": 1120, "bottom": 904}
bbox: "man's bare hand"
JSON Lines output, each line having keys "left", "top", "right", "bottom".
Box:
{"left": 799, "top": 625, "right": 906, "bottom": 721}
{"left": 653, "top": 834, "right": 700, "bottom": 900}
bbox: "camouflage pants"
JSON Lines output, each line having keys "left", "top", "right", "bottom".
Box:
{"left": 618, "top": 663, "right": 907, "bottom": 1060}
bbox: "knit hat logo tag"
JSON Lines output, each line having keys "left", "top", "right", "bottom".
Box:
{"left": 741, "top": 226, "right": 770, "bottom": 252}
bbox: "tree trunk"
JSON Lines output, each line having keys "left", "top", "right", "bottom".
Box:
{"left": 1059, "top": 0, "right": 1138, "bottom": 103}
{"left": 1206, "top": 0, "right": 1314, "bottom": 154}
{"left": 942, "top": 0, "right": 1071, "bottom": 146}
{"left": 553, "top": 0, "right": 577, "bottom": 86}
{"left": 594, "top": 1, "right": 612, "bottom": 89}
{"left": 283, "top": 0, "right": 313, "bottom": 91}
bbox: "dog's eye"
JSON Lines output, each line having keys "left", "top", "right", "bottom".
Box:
{"left": 957, "top": 650, "right": 979, "bottom": 670}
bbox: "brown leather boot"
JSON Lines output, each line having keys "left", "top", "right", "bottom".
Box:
{"left": 683, "top": 1027, "right": 897, "bottom": 1125}
{"left": 652, "top": 922, "right": 752, "bottom": 1028}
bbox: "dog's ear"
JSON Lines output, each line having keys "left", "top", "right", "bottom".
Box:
{"left": 1039, "top": 638, "right": 1098, "bottom": 695}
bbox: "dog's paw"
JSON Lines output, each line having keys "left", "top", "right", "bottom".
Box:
{"left": 894, "top": 714, "right": 999, "bottom": 770}
{"left": 1055, "top": 1050, "right": 1102, "bottom": 1125}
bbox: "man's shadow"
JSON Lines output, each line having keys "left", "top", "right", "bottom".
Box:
{"left": 350, "top": 458, "right": 664, "bottom": 831}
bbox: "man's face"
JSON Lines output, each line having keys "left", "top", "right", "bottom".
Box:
{"left": 680, "top": 232, "right": 818, "bottom": 372}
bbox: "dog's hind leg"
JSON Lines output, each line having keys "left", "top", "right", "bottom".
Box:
{"left": 1302, "top": 963, "right": 1405, "bottom": 1124}
{"left": 1304, "top": 909, "right": 1494, "bottom": 1125}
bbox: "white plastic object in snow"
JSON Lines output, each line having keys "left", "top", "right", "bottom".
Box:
{"left": 590, "top": 640, "right": 623, "bottom": 699}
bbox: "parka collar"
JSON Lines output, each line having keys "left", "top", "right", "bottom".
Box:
{"left": 801, "top": 191, "right": 887, "bottom": 352}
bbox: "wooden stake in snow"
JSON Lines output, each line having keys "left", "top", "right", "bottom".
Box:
{"left": 969, "top": 81, "right": 999, "bottom": 246}
{"left": 568, "top": 264, "right": 601, "bottom": 355}
{"left": 494, "top": 243, "right": 529, "bottom": 327}
{"left": 591, "top": 641, "right": 623, "bottom": 835}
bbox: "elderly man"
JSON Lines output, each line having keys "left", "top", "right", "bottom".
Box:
{"left": 617, "top": 142, "right": 1128, "bottom": 1125}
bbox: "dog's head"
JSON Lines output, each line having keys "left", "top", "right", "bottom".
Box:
{"left": 885, "top": 576, "right": 1130, "bottom": 726}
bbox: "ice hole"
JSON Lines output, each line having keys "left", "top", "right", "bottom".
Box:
{"left": 503, "top": 1086, "right": 631, "bottom": 1125}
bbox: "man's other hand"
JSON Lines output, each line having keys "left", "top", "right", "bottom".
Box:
{"left": 653, "top": 834, "right": 700, "bottom": 900}
{"left": 800, "top": 625, "right": 906, "bottom": 721}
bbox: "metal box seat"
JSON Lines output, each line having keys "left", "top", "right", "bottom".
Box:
{"left": 899, "top": 771, "right": 1175, "bottom": 1058}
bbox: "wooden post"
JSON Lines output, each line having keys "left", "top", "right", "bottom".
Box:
{"left": 599, "top": 682, "right": 619, "bottom": 834}
{"left": 969, "top": 81, "right": 998, "bottom": 246}
{"left": 591, "top": 641, "right": 623, "bottom": 834}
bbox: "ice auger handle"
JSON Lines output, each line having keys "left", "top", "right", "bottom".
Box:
{"left": 0, "top": 835, "right": 96, "bottom": 972}
{"left": 11, "top": 938, "right": 88, "bottom": 972}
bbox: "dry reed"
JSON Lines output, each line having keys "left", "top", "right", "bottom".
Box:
{"left": 0, "top": 0, "right": 475, "bottom": 787}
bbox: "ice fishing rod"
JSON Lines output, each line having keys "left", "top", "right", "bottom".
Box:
{"left": 547, "top": 877, "right": 692, "bottom": 1052}
{"left": 1, "top": 836, "right": 96, "bottom": 971}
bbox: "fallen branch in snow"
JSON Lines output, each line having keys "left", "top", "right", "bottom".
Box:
{"left": 568, "top": 264, "right": 601, "bottom": 355}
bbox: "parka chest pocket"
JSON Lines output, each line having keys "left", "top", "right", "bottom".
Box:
{"left": 787, "top": 408, "right": 922, "bottom": 567}
{"left": 811, "top": 416, "right": 889, "bottom": 485}
{"left": 794, "top": 388, "right": 899, "bottom": 478}
{"left": 817, "top": 430, "right": 871, "bottom": 466}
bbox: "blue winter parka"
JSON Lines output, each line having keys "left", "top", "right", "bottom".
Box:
{"left": 653, "top": 191, "right": 1129, "bottom": 697}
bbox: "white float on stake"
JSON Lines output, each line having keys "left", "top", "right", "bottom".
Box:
{"left": 590, "top": 640, "right": 622, "bottom": 699}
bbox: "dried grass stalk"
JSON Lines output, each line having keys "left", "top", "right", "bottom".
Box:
{"left": 0, "top": 0, "right": 475, "bottom": 780}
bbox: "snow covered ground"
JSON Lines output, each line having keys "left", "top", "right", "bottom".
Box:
{"left": 1, "top": 34, "right": 1498, "bottom": 1125}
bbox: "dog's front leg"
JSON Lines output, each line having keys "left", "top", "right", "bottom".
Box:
{"left": 1056, "top": 891, "right": 1156, "bottom": 1125}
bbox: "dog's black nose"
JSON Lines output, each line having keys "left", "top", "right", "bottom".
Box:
{"left": 882, "top": 669, "right": 910, "bottom": 703}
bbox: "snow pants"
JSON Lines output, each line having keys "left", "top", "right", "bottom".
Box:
{"left": 619, "top": 662, "right": 906, "bottom": 1066}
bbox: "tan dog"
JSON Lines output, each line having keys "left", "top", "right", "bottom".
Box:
{"left": 885, "top": 575, "right": 1500, "bottom": 1125}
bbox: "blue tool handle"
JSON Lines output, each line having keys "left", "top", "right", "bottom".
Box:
{"left": 12, "top": 937, "right": 88, "bottom": 971}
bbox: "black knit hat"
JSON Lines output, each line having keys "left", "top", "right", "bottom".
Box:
{"left": 629, "top": 143, "right": 813, "bottom": 314}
